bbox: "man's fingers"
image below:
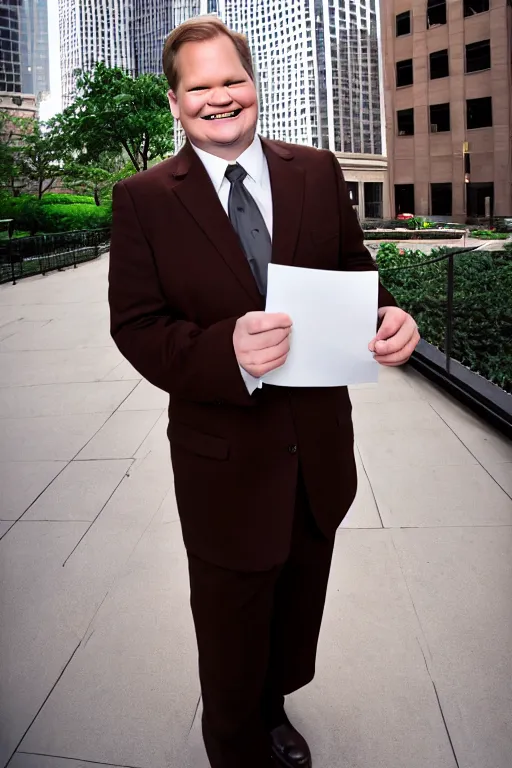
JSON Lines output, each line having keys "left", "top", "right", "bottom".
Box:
{"left": 374, "top": 332, "right": 420, "bottom": 365}
{"left": 247, "top": 353, "right": 289, "bottom": 378}
{"left": 374, "top": 316, "right": 417, "bottom": 356}
{"left": 244, "top": 337, "right": 290, "bottom": 368}
{"left": 240, "top": 326, "right": 291, "bottom": 353}
{"left": 245, "top": 312, "right": 292, "bottom": 335}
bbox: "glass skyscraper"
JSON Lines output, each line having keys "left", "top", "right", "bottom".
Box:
{"left": 0, "top": 0, "right": 49, "bottom": 98}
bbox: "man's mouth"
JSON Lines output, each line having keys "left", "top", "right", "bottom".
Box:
{"left": 202, "top": 108, "right": 242, "bottom": 121}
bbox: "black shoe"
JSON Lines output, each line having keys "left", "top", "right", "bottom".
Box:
{"left": 270, "top": 717, "right": 312, "bottom": 768}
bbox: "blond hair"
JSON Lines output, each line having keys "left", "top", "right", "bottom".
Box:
{"left": 163, "top": 16, "right": 255, "bottom": 92}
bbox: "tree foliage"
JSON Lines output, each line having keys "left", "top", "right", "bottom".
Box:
{"left": 52, "top": 63, "right": 174, "bottom": 172}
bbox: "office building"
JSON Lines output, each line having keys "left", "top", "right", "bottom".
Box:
{"left": 1, "top": 0, "right": 49, "bottom": 98}
{"left": 59, "top": 0, "right": 135, "bottom": 106}
{"left": 219, "top": 0, "right": 383, "bottom": 155}
{"left": 381, "top": 0, "right": 512, "bottom": 219}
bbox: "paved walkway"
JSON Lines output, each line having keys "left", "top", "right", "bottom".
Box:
{"left": 0, "top": 255, "right": 511, "bottom": 768}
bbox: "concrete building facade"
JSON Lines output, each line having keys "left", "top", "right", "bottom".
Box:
{"left": 381, "top": 0, "right": 512, "bottom": 219}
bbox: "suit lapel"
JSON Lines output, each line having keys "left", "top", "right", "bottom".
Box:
{"left": 171, "top": 142, "right": 262, "bottom": 307}
{"left": 262, "top": 138, "right": 305, "bottom": 269}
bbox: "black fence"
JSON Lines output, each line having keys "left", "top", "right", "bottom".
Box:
{"left": 379, "top": 244, "right": 512, "bottom": 436}
{"left": 0, "top": 228, "right": 111, "bottom": 285}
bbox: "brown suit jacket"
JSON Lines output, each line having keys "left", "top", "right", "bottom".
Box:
{"left": 108, "top": 137, "right": 395, "bottom": 571}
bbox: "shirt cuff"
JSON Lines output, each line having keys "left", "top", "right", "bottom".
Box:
{"left": 239, "top": 365, "right": 262, "bottom": 395}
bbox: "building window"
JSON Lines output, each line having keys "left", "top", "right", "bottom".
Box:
{"left": 430, "top": 49, "right": 449, "bottom": 79}
{"left": 465, "top": 40, "right": 491, "bottom": 73}
{"left": 430, "top": 103, "right": 450, "bottom": 132}
{"left": 346, "top": 181, "right": 359, "bottom": 205}
{"left": 427, "top": 0, "right": 446, "bottom": 27}
{"left": 396, "top": 11, "right": 411, "bottom": 36}
{"left": 467, "top": 182, "right": 494, "bottom": 217}
{"left": 397, "top": 108, "right": 414, "bottom": 135}
{"left": 395, "top": 184, "right": 415, "bottom": 216}
{"left": 396, "top": 58, "right": 413, "bottom": 87}
{"left": 364, "top": 183, "right": 383, "bottom": 219}
{"left": 464, "top": 0, "right": 489, "bottom": 16}
{"left": 431, "top": 183, "right": 452, "bottom": 216}
{"left": 467, "top": 96, "right": 493, "bottom": 128}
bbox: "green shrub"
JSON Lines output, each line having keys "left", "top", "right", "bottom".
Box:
{"left": 0, "top": 194, "right": 111, "bottom": 233}
{"left": 40, "top": 194, "right": 96, "bottom": 206}
{"left": 471, "top": 230, "right": 509, "bottom": 240}
{"left": 377, "top": 244, "right": 512, "bottom": 393}
{"left": 364, "top": 229, "right": 463, "bottom": 241}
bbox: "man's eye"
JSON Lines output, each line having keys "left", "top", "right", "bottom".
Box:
{"left": 227, "top": 81, "right": 244, "bottom": 86}
{"left": 189, "top": 86, "right": 208, "bottom": 92}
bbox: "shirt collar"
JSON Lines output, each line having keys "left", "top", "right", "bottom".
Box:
{"left": 191, "top": 134, "right": 265, "bottom": 193}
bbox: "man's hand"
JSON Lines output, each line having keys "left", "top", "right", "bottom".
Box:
{"left": 369, "top": 306, "right": 420, "bottom": 367}
{"left": 234, "top": 312, "right": 292, "bottom": 378}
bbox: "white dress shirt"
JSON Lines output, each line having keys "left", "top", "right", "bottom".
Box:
{"left": 191, "top": 135, "right": 272, "bottom": 395}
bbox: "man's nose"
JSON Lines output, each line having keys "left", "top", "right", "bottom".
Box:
{"left": 209, "top": 87, "right": 233, "bottom": 106}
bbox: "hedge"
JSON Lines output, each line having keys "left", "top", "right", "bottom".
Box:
{"left": 364, "top": 229, "right": 464, "bottom": 241}
{"left": 377, "top": 243, "right": 512, "bottom": 393}
{"left": 0, "top": 194, "right": 112, "bottom": 234}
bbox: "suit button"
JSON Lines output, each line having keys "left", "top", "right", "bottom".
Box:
{"left": 288, "top": 444, "right": 298, "bottom": 454}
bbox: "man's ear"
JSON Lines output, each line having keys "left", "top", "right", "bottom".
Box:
{"left": 168, "top": 90, "right": 180, "bottom": 121}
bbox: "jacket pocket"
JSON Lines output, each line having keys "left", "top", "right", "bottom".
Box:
{"left": 169, "top": 422, "right": 229, "bottom": 460}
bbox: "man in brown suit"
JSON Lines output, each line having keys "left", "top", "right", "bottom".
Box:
{"left": 108, "top": 17, "right": 419, "bottom": 768}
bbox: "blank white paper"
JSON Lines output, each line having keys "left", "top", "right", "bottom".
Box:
{"left": 263, "top": 264, "right": 379, "bottom": 388}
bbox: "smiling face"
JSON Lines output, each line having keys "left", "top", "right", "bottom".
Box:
{"left": 168, "top": 34, "right": 258, "bottom": 161}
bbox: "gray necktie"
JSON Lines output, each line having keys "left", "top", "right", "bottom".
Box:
{"left": 225, "top": 163, "right": 272, "bottom": 296}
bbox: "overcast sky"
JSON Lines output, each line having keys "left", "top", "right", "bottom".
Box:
{"left": 39, "top": 0, "right": 62, "bottom": 122}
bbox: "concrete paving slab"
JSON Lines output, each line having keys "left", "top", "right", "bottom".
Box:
{"left": 486, "top": 462, "right": 512, "bottom": 496}
{"left": 352, "top": 399, "right": 444, "bottom": 434}
{"left": 76, "top": 410, "right": 163, "bottom": 460}
{"left": 185, "top": 529, "right": 457, "bottom": 768}
{"left": 23, "top": 460, "right": 132, "bottom": 522}
{"left": 1, "top": 461, "right": 67, "bottom": 520}
{"left": 10, "top": 756, "right": 134, "bottom": 768}
{"left": 0, "top": 320, "right": 50, "bottom": 343}
{"left": 357, "top": 425, "right": 478, "bottom": 472}
{"left": 0, "top": 521, "right": 90, "bottom": 767}
{"left": 21, "top": 516, "right": 199, "bottom": 768}
{"left": 340, "top": 447, "right": 382, "bottom": 528}
{"left": 0, "top": 520, "right": 14, "bottom": 539}
{"left": 0, "top": 348, "right": 123, "bottom": 387}
{"left": 118, "top": 379, "right": 170, "bottom": 411}
{"left": 429, "top": 397, "right": 512, "bottom": 468}
{"left": 348, "top": 376, "right": 426, "bottom": 403}
{"left": 133, "top": 411, "right": 169, "bottom": 460}
{"left": 0, "top": 414, "right": 110, "bottom": 462}
{"left": 0, "top": 318, "right": 112, "bottom": 352}
{"left": 393, "top": 527, "right": 512, "bottom": 768}
{"left": 369, "top": 463, "right": 512, "bottom": 527}
{"left": 0, "top": 381, "right": 137, "bottom": 419}
{"left": 103, "top": 360, "right": 142, "bottom": 382}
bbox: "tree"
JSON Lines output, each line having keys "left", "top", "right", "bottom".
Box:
{"left": 58, "top": 63, "right": 174, "bottom": 173}
{"left": 0, "top": 113, "right": 29, "bottom": 196}
{"left": 62, "top": 154, "right": 136, "bottom": 206}
{"left": 16, "top": 120, "right": 62, "bottom": 199}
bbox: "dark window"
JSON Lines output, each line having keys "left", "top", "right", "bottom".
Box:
{"left": 364, "top": 182, "right": 383, "bottom": 219}
{"left": 431, "top": 183, "right": 452, "bottom": 216}
{"left": 430, "top": 49, "right": 449, "bottom": 79}
{"left": 467, "top": 182, "right": 494, "bottom": 217}
{"left": 427, "top": 0, "right": 446, "bottom": 27}
{"left": 465, "top": 40, "right": 491, "bottom": 73}
{"left": 396, "top": 11, "right": 411, "bottom": 36}
{"left": 430, "top": 103, "right": 450, "bottom": 132}
{"left": 395, "top": 184, "right": 415, "bottom": 215}
{"left": 397, "top": 108, "right": 414, "bottom": 135}
{"left": 346, "top": 181, "right": 359, "bottom": 205}
{"left": 467, "top": 96, "right": 493, "bottom": 128}
{"left": 396, "top": 58, "right": 413, "bottom": 87}
{"left": 464, "top": 0, "right": 489, "bottom": 16}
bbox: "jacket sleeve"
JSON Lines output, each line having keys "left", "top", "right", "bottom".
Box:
{"left": 108, "top": 180, "right": 256, "bottom": 407}
{"left": 330, "top": 152, "right": 397, "bottom": 309}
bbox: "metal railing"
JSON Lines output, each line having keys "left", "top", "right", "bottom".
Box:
{"left": 379, "top": 242, "right": 512, "bottom": 430}
{"left": 0, "top": 228, "right": 111, "bottom": 285}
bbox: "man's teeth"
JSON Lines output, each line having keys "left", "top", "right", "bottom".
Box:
{"left": 206, "top": 111, "right": 238, "bottom": 120}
